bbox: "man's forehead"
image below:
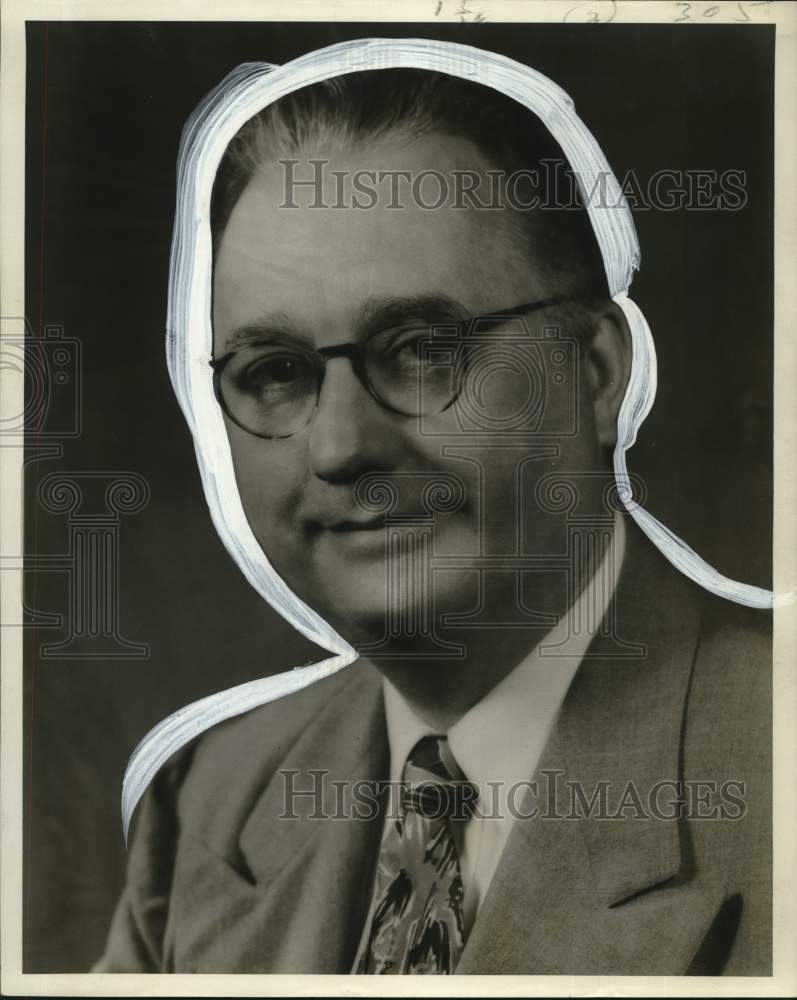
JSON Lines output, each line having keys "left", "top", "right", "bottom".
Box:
{"left": 212, "top": 135, "right": 545, "bottom": 344}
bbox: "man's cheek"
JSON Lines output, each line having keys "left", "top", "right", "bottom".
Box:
{"left": 243, "top": 483, "right": 296, "bottom": 543}
{"left": 230, "top": 459, "right": 298, "bottom": 548}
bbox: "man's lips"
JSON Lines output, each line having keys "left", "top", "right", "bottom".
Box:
{"left": 310, "top": 504, "right": 458, "bottom": 531}
{"left": 306, "top": 512, "right": 389, "bottom": 532}
{"left": 324, "top": 517, "right": 387, "bottom": 533}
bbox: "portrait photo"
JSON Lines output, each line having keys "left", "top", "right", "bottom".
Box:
{"left": 3, "top": 4, "right": 795, "bottom": 995}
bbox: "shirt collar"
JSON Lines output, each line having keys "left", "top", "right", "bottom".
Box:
{"left": 383, "top": 511, "right": 626, "bottom": 789}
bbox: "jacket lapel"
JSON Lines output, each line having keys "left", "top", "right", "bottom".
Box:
{"left": 169, "top": 662, "right": 388, "bottom": 973}
{"left": 239, "top": 661, "right": 388, "bottom": 972}
{"left": 459, "top": 522, "right": 723, "bottom": 974}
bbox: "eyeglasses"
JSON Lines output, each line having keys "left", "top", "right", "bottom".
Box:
{"left": 209, "top": 294, "right": 573, "bottom": 440}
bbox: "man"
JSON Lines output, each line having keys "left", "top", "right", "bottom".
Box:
{"left": 96, "top": 59, "right": 772, "bottom": 975}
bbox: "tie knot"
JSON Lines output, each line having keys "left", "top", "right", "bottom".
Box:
{"left": 401, "top": 735, "right": 478, "bottom": 821}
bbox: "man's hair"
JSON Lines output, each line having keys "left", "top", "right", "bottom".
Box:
{"left": 210, "top": 68, "right": 609, "bottom": 323}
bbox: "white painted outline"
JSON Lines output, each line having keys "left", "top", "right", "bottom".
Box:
{"left": 122, "top": 37, "right": 776, "bottom": 838}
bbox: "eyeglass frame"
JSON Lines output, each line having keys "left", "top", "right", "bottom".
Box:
{"left": 208, "top": 293, "right": 577, "bottom": 440}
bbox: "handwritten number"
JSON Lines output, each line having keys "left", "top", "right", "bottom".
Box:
{"left": 674, "top": 1, "right": 692, "bottom": 22}
{"left": 563, "top": 1, "right": 616, "bottom": 22}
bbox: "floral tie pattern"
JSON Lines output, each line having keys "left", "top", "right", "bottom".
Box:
{"left": 354, "top": 735, "right": 478, "bottom": 975}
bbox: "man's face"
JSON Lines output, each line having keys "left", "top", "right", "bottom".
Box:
{"left": 212, "top": 132, "right": 603, "bottom": 646}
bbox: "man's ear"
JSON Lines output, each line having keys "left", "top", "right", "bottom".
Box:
{"left": 584, "top": 302, "right": 633, "bottom": 448}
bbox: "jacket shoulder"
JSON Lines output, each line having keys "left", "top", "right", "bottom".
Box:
{"left": 173, "top": 660, "right": 375, "bottom": 831}
{"left": 126, "top": 660, "right": 372, "bottom": 839}
{"left": 686, "top": 590, "right": 772, "bottom": 754}
{"left": 693, "top": 591, "right": 772, "bottom": 704}
{"left": 684, "top": 594, "right": 773, "bottom": 974}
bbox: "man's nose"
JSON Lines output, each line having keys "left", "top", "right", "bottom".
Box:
{"left": 307, "top": 358, "right": 398, "bottom": 482}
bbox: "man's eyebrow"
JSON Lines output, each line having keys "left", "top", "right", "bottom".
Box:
{"left": 221, "top": 295, "right": 470, "bottom": 354}
{"left": 355, "top": 295, "right": 470, "bottom": 337}
{"left": 223, "top": 313, "right": 306, "bottom": 353}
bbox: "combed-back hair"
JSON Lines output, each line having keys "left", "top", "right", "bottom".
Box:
{"left": 210, "top": 68, "right": 609, "bottom": 319}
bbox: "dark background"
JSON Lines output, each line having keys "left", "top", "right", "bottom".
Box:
{"left": 23, "top": 21, "right": 774, "bottom": 972}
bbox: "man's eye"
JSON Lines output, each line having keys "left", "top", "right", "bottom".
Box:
{"left": 238, "top": 354, "right": 313, "bottom": 393}
{"left": 384, "top": 329, "right": 430, "bottom": 367}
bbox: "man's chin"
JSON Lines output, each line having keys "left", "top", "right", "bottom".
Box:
{"left": 298, "top": 576, "right": 480, "bottom": 656}
{"left": 270, "top": 540, "right": 479, "bottom": 648}
{"left": 305, "top": 584, "right": 394, "bottom": 648}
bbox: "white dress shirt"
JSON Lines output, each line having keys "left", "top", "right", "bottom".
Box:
{"left": 380, "top": 512, "right": 626, "bottom": 928}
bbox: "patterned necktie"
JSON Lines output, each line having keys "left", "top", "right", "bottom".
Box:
{"left": 354, "top": 735, "right": 478, "bottom": 975}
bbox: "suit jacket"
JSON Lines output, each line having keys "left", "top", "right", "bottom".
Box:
{"left": 96, "top": 521, "right": 772, "bottom": 975}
